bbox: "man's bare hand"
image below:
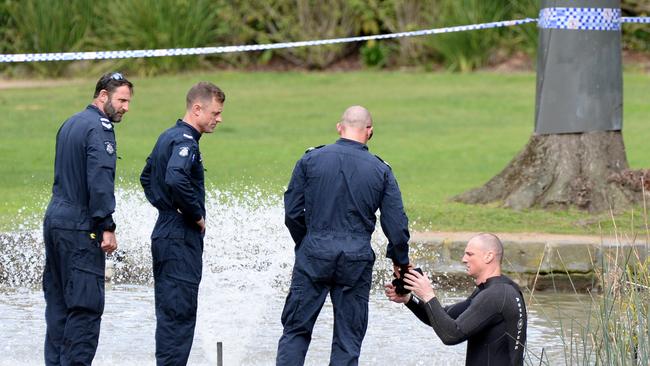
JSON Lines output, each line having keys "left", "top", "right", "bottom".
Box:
{"left": 384, "top": 283, "right": 411, "bottom": 304}
{"left": 196, "top": 217, "right": 206, "bottom": 233}
{"left": 101, "top": 231, "right": 117, "bottom": 254}
{"left": 393, "top": 262, "right": 413, "bottom": 278}
{"left": 404, "top": 269, "right": 436, "bottom": 303}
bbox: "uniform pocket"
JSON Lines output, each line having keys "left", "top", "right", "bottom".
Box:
{"left": 336, "top": 250, "right": 375, "bottom": 287}
{"left": 280, "top": 286, "right": 303, "bottom": 328}
{"left": 160, "top": 277, "right": 199, "bottom": 322}
{"left": 64, "top": 266, "right": 105, "bottom": 314}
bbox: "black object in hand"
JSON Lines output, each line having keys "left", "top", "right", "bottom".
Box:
{"left": 392, "top": 267, "right": 423, "bottom": 295}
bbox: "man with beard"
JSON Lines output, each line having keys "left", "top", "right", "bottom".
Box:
{"left": 43, "top": 72, "right": 133, "bottom": 365}
{"left": 140, "top": 81, "right": 225, "bottom": 365}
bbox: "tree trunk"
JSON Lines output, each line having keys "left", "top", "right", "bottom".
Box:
{"left": 453, "top": 131, "right": 641, "bottom": 212}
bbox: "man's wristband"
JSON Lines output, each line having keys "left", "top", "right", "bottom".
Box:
{"left": 104, "top": 222, "right": 117, "bottom": 232}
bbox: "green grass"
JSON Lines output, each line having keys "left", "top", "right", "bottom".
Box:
{"left": 1, "top": 71, "right": 649, "bottom": 233}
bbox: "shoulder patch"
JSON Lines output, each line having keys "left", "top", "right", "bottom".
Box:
{"left": 100, "top": 117, "right": 113, "bottom": 130}
{"left": 183, "top": 133, "right": 194, "bottom": 140}
{"left": 375, "top": 154, "right": 391, "bottom": 169}
{"left": 305, "top": 145, "right": 325, "bottom": 154}
{"left": 179, "top": 146, "right": 190, "bottom": 157}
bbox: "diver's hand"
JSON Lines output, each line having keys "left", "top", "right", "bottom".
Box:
{"left": 404, "top": 269, "right": 436, "bottom": 303}
{"left": 384, "top": 283, "right": 411, "bottom": 304}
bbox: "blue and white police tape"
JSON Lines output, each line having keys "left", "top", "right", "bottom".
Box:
{"left": 538, "top": 7, "right": 622, "bottom": 31}
{"left": 622, "top": 16, "right": 650, "bottom": 24}
{"left": 0, "top": 18, "right": 537, "bottom": 63}
{"left": 1, "top": 12, "right": 649, "bottom": 64}
{"left": 538, "top": 7, "right": 650, "bottom": 30}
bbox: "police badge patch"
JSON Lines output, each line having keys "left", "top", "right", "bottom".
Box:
{"left": 104, "top": 141, "right": 115, "bottom": 155}
{"left": 179, "top": 146, "right": 190, "bottom": 157}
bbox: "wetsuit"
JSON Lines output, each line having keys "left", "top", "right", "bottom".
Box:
{"left": 277, "top": 138, "right": 410, "bottom": 366}
{"left": 406, "top": 275, "right": 527, "bottom": 366}
{"left": 140, "top": 119, "right": 205, "bottom": 365}
{"left": 43, "top": 105, "right": 117, "bottom": 365}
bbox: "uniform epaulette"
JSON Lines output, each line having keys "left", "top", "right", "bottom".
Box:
{"left": 375, "top": 154, "right": 391, "bottom": 169}
{"left": 305, "top": 145, "right": 325, "bottom": 154}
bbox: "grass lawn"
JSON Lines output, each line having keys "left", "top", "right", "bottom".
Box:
{"left": 1, "top": 71, "right": 649, "bottom": 234}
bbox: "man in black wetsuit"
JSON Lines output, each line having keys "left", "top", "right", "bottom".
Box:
{"left": 385, "top": 233, "right": 527, "bottom": 366}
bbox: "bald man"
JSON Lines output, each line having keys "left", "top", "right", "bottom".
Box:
{"left": 277, "top": 106, "right": 411, "bottom": 365}
{"left": 385, "top": 233, "right": 527, "bottom": 366}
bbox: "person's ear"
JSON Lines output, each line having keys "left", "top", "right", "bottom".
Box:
{"left": 191, "top": 103, "right": 202, "bottom": 116}
{"left": 484, "top": 251, "right": 494, "bottom": 264}
{"left": 99, "top": 90, "right": 109, "bottom": 104}
{"left": 336, "top": 122, "right": 343, "bottom": 135}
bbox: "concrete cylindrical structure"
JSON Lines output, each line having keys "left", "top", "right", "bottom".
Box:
{"left": 535, "top": 0, "right": 622, "bottom": 134}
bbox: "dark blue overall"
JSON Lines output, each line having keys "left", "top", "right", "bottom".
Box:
{"left": 43, "top": 105, "right": 117, "bottom": 365}
{"left": 140, "top": 120, "right": 205, "bottom": 365}
{"left": 277, "top": 138, "right": 410, "bottom": 366}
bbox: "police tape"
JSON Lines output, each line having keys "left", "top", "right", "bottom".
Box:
{"left": 0, "top": 18, "right": 537, "bottom": 63}
{"left": 622, "top": 16, "right": 650, "bottom": 24}
{"left": 0, "top": 13, "right": 649, "bottom": 64}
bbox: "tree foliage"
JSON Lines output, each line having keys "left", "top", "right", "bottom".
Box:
{"left": 0, "top": 0, "right": 647, "bottom": 76}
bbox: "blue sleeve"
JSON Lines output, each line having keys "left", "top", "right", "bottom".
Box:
{"left": 140, "top": 155, "right": 155, "bottom": 205}
{"left": 165, "top": 142, "right": 202, "bottom": 222}
{"left": 380, "top": 169, "right": 410, "bottom": 265}
{"left": 284, "top": 159, "right": 307, "bottom": 246}
{"left": 86, "top": 127, "right": 116, "bottom": 231}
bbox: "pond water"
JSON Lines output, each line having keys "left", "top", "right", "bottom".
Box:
{"left": 0, "top": 284, "right": 594, "bottom": 366}
{"left": 0, "top": 188, "right": 596, "bottom": 365}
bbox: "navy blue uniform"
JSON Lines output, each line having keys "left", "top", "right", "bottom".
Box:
{"left": 277, "top": 138, "right": 410, "bottom": 366}
{"left": 406, "top": 275, "right": 527, "bottom": 366}
{"left": 43, "top": 105, "right": 117, "bottom": 365}
{"left": 140, "top": 119, "right": 205, "bottom": 365}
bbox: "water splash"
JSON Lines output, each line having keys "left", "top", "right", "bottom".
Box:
{"left": 0, "top": 186, "right": 402, "bottom": 364}
{"left": 0, "top": 187, "right": 584, "bottom": 365}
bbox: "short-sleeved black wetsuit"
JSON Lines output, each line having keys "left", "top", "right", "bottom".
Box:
{"left": 406, "top": 275, "right": 527, "bottom": 366}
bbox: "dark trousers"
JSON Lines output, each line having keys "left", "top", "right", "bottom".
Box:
{"left": 152, "top": 225, "right": 203, "bottom": 366}
{"left": 42, "top": 220, "right": 105, "bottom": 366}
{"left": 276, "top": 240, "right": 375, "bottom": 366}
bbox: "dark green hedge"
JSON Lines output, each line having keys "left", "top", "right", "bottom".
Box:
{"left": 0, "top": 0, "right": 647, "bottom": 77}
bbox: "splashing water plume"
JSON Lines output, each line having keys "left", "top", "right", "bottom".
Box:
{"left": 0, "top": 187, "right": 583, "bottom": 365}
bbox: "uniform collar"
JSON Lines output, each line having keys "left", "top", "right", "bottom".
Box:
{"left": 176, "top": 119, "right": 202, "bottom": 141}
{"left": 336, "top": 138, "right": 368, "bottom": 150}
{"left": 87, "top": 104, "right": 109, "bottom": 119}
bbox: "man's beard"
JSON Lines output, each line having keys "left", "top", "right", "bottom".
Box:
{"left": 104, "top": 101, "right": 123, "bottom": 123}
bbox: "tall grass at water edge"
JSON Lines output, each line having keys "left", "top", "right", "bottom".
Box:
{"left": 524, "top": 207, "right": 650, "bottom": 366}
